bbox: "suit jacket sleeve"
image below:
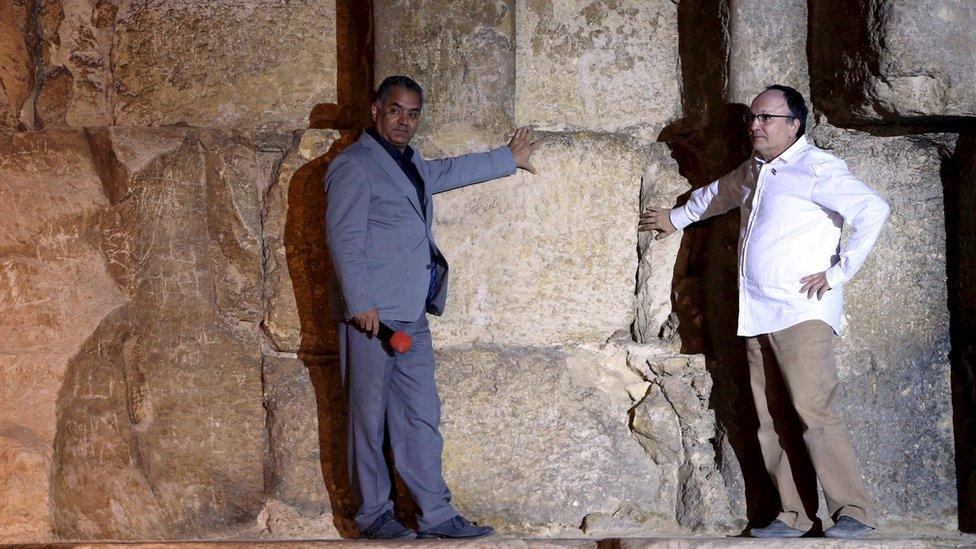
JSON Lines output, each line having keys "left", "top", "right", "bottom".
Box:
{"left": 325, "top": 154, "right": 373, "bottom": 318}
{"left": 424, "top": 146, "right": 518, "bottom": 195}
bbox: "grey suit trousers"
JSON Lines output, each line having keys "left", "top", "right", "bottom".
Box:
{"left": 339, "top": 313, "right": 458, "bottom": 531}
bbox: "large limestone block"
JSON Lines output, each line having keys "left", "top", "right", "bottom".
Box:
{"left": 262, "top": 129, "right": 342, "bottom": 354}
{"left": 52, "top": 127, "right": 283, "bottom": 539}
{"left": 727, "top": 0, "right": 809, "bottom": 105}
{"left": 0, "top": 2, "right": 31, "bottom": 129}
{"left": 0, "top": 129, "right": 125, "bottom": 543}
{"left": 516, "top": 0, "right": 681, "bottom": 141}
{"left": 112, "top": 0, "right": 337, "bottom": 129}
{"left": 429, "top": 133, "right": 664, "bottom": 347}
{"left": 374, "top": 0, "right": 515, "bottom": 153}
{"left": 436, "top": 345, "right": 666, "bottom": 533}
{"left": 809, "top": 124, "right": 956, "bottom": 526}
{"left": 810, "top": 0, "right": 976, "bottom": 124}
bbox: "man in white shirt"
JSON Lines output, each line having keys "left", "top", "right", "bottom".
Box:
{"left": 640, "top": 85, "right": 889, "bottom": 539}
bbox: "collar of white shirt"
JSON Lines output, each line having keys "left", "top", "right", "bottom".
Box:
{"left": 754, "top": 135, "right": 809, "bottom": 165}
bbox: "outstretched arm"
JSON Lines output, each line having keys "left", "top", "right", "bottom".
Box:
{"left": 639, "top": 161, "right": 748, "bottom": 237}
{"left": 424, "top": 127, "right": 544, "bottom": 194}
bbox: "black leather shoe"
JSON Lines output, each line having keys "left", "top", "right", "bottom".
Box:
{"left": 417, "top": 515, "right": 494, "bottom": 539}
{"left": 825, "top": 515, "right": 874, "bottom": 538}
{"left": 362, "top": 510, "right": 417, "bottom": 539}
{"left": 747, "top": 518, "right": 805, "bottom": 538}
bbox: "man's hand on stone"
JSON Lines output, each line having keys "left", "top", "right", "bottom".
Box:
{"left": 638, "top": 207, "right": 677, "bottom": 240}
{"left": 354, "top": 308, "right": 380, "bottom": 336}
{"left": 508, "top": 126, "right": 544, "bottom": 175}
{"left": 799, "top": 272, "right": 831, "bottom": 300}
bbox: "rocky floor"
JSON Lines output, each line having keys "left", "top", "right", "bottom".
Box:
{"left": 11, "top": 535, "right": 976, "bottom": 549}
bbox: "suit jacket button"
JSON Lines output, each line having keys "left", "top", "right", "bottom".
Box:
{"left": 426, "top": 264, "right": 432, "bottom": 269}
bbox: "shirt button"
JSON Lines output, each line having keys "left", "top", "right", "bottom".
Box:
{"left": 771, "top": 168, "right": 777, "bottom": 175}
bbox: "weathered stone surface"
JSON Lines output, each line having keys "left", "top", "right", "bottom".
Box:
{"left": 0, "top": 130, "right": 125, "bottom": 543}
{"left": 810, "top": 0, "right": 976, "bottom": 124}
{"left": 806, "top": 125, "right": 956, "bottom": 527}
{"left": 253, "top": 499, "right": 339, "bottom": 539}
{"left": 635, "top": 147, "right": 690, "bottom": 344}
{"left": 262, "top": 356, "right": 330, "bottom": 516}
{"left": 628, "top": 350, "right": 737, "bottom": 533}
{"left": 50, "top": 127, "right": 286, "bottom": 539}
{"left": 0, "top": 1, "right": 31, "bottom": 129}
{"left": 436, "top": 345, "right": 666, "bottom": 534}
{"left": 374, "top": 0, "right": 515, "bottom": 153}
{"left": 112, "top": 0, "right": 337, "bottom": 129}
{"left": 727, "top": 0, "right": 809, "bottom": 105}
{"left": 262, "top": 130, "right": 342, "bottom": 354}
{"left": 430, "top": 133, "right": 657, "bottom": 348}
{"left": 516, "top": 0, "right": 681, "bottom": 141}
{"left": 34, "top": 0, "right": 114, "bottom": 127}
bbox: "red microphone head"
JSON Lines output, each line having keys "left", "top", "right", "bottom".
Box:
{"left": 389, "top": 331, "right": 412, "bottom": 353}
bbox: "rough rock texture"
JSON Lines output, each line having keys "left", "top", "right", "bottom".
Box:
{"left": 428, "top": 133, "right": 648, "bottom": 348}
{"left": 32, "top": 0, "right": 114, "bottom": 127}
{"left": 809, "top": 0, "right": 976, "bottom": 124}
{"left": 634, "top": 147, "right": 691, "bottom": 344}
{"left": 19, "top": 0, "right": 337, "bottom": 129}
{"left": 0, "top": 130, "right": 123, "bottom": 542}
{"left": 727, "top": 0, "right": 809, "bottom": 105}
{"left": 436, "top": 344, "right": 668, "bottom": 534}
{"left": 51, "top": 127, "right": 284, "bottom": 540}
{"left": 262, "top": 356, "right": 331, "bottom": 517}
{"left": 626, "top": 350, "right": 737, "bottom": 532}
{"left": 374, "top": 0, "right": 515, "bottom": 153}
{"left": 807, "top": 125, "right": 957, "bottom": 526}
{"left": 262, "top": 129, "right": 342, "bottom": 354}
{"left": 0, "top": 1, "right": 31, "bottom": 129}
{"left": 0, "top": 128, "right": 355, "bottom": 542}
{"left": 112, "top": 0, "right": 336, "bottom": 129}
{"left": 515, "top": 0, "right": 681, "bottom": 141}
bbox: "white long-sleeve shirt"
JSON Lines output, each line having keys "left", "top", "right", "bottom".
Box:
{"left": 670, "top": 136, "right": 890, "bottom": 337}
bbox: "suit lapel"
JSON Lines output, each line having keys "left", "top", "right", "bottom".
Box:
{"left": 415, "top": 157, "right": 434, "bottom": 224}
{"left": 360, "top": 133, "right": 424, "bottom": 219}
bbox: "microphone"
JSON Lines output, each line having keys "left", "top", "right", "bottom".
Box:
{"left": 378, "top": 322, "right": 412, "bottom": 353}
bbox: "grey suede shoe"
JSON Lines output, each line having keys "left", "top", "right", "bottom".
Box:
{"left": 362, "top": 510, "right": 417, "bottom": 540}
{"left": 747, "top": 519, "right": 806, "bottom": 538}
{"left": 418, "top": 515, "right": 494, "bottom": 539}
{"left": 825, "top": 515, "right": 875, "bottom": 538}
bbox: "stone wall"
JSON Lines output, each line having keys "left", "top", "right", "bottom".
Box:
{"left": 0, "top": 0, "right": 972, "bottom": 542}
{"left": 0, "top": 0, "right": 344, "bottom": 542}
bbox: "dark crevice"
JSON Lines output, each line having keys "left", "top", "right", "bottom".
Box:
{"left": 309, "top": 0, "right": 374, "bottom": 131}
{"left": 943, "top": 133, "right": 976, "bottom": 533}
{"left": 655, "top": 0, "right": 778, "bottom": 529}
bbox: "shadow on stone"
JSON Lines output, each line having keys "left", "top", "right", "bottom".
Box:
{"left": 943, "top": 133, "right": 976, "bottom": 533}
{"left": 649, "top": 0, "right": 822, "bottom": 530}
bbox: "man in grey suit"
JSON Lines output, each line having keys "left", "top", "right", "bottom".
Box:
{"left": 325, "top": 75, "right": 541, "bottom": 540}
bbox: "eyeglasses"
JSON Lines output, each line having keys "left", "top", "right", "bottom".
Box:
{"left": 743, "top": 113, "right": 795, "bottom": 125}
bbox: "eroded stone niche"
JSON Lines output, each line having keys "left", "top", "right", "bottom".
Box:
{"left": 0, "top": 0, "right": 972, "bottom": 543}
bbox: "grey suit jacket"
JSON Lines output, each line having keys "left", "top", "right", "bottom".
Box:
{"left": 325, "top": 132, "right": 517, "bottom": 322}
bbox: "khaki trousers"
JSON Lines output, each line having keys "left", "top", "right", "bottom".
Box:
{"left": 746, "top": 319, "right": 876, "bottom": 530}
